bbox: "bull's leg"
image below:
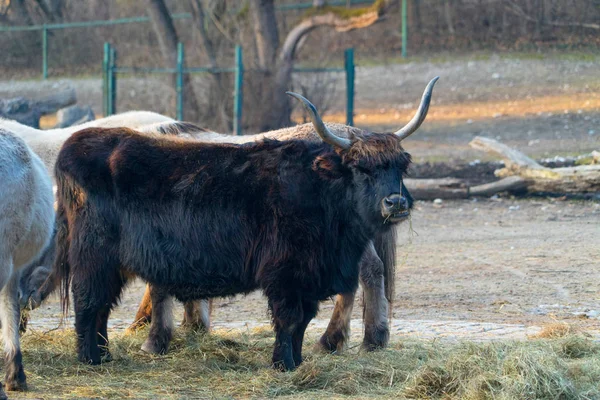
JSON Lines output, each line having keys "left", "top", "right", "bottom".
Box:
{"left": 127, "top": 284, "right": 153, "bottom": 332}
{"left": 72, "top": 251, "right": 123, "bottom": 365}
{"left": 269, "top": 296, "right": 303, "bottom": 371}
{"left": 291, "top": 300, "right": 318, "bottom": 367}
{"left": 359, "top": 242, "right": 389, "bottom": 351}
{"left": 181, "top": 299, "right": 212, "bottom": 332}
{"left": 317, "top": 292, "right": 355, "bottom": 353}
{"left": 0, "top": 273, "right": 27, "bottom": 391}
{"left": 73, "top": 298, "right": 103, "bottom": 365}
{"left": 141, "top": 285, "right": 173, "bottom": 355}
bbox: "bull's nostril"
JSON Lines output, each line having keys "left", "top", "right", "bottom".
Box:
{"left": 384, "top": 198, "right": 394, "bottom": 207}
{"left": 399, "top": 197, "right": 408, "bottom": 210}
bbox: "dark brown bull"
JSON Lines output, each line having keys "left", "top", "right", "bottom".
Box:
{"left": 128, "top": 79, "right": 439, "bottom": 352}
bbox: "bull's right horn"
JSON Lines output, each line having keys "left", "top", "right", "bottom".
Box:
{"left": 286, "top": 92, "right": 352, "bottom": 150}
{"left": 395, "top": 76, "right": 439, "bottom": 141}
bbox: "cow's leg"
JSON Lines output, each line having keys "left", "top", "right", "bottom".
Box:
{"left": 359, "top": 242, "right": 389, "bottom": 351}
{"left": 0, "top": 273, "right": 27, "bottom": 391}
{"left": 291, "top": 300, "right": 318, "bottom": 367}
{"left": 317, "top": 292, "right": 355, "bottom": 353}
{"left": 181, "top": 299, "right": 212, "bottom": 332}
{"left": 127, "top": 284, "right": 153, "bottom": 332}
{"left": 141, "top": 285, "right": 173, "bottom": 355}
{"left": 0, "top": 258, "right": 9, "bottom": 400}
{"left": 270, "top": 296, "right": 303, "bottom": 371}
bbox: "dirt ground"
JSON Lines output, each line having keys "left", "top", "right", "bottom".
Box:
{"left": 7, "top": 52, "right": 600, "bottom": 340}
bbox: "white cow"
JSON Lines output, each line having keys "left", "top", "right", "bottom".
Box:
{"left": 0, "top": 129, "right": 54, "bottom": 398}
{"left": 0, "top": 111, "right": 176, "bottom": 398}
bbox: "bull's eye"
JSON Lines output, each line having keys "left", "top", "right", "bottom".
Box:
{"left": 355, "top": 165, "right": 373, "bottom": 176}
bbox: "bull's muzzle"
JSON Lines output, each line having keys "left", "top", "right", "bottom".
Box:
{"left": 381, "top": 194, "right": 410, "bottom": 221}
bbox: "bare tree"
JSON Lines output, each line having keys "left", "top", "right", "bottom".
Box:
{"left": 250, "top": 0, "right": 397, "bottom": 131}
{"left": 147, "top": 0, "right": 200, "bottom": 121}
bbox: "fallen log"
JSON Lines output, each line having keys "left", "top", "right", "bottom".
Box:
{"left": 469, "top": 176, "right": 527, "bottom": 196}
{"left": 56, "top": 105, "right": 95, "bottom": 128}
{"left": 405, "top": 178, "right": 468, "bottom": 200}
{"left": 469, "top": 136, "right": 600, "bottom": 193}
{"left": 405, "top": 176, "right": 527, "bottom": 200}
{"left": 0, "top": 88, "right": 76, "bottom": 128}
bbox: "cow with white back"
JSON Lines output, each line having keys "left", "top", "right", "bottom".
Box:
{"left": 52, "top": 79, "right": 437, "bottom": 370}
{"left": 0, "top": 130, "right": 54, "bottom": 400}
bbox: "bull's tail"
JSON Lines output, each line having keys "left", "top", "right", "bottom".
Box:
{"left": 52, "top": 173, "right": 77, "bottom": 318}
{"left": 373, "top": 227, "right": 397, "bottom": 321}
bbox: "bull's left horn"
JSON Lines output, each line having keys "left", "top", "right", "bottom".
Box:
{"left": 286, "top": 92, "right": 352, "bottom": 150}
{"left": 395, "top": 76, "right": 439, "bottom": 141}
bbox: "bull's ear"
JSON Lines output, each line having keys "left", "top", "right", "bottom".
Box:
{"left": 312, "top": 155, "right": 345, "bottom": 179}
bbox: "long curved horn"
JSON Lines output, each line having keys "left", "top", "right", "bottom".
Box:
{"left": 286, "top": 92, "right": 352, "bottom": 150}
{"left": 395, "top": 76, "right": 440, "bottom": 141}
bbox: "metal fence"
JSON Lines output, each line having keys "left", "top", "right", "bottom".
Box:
{"left": 103, "top": 43, "right": 356, "bottom": 135}
{"left": 0, "top": 0, "right": 391, "bottom": 80}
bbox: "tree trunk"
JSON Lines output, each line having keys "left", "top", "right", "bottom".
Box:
{"left": 412, "top": 0, "right": 422, "bottom": 34}
{"left": 250, "top": 0, "right": 279, "bottom": 71}
{"left": 12, "top": 0, "right": 33, "bottom": 25}
{"left": 189, "top": 0, "right": 230, "bottom": 131}
{"left": 249, "top": 0, "right": 287, "bottom": 131}
{"left": 147, "top": 0, "right": 200, "bottom": 121}
{"left": 443, "top": 0, "right": 455, "bottom": 36}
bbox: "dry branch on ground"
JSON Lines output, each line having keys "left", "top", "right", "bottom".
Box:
{"left": 470, "top": 136, "right": 600, "bottom": 193}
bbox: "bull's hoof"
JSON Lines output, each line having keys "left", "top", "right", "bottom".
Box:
{"left": 5, "top": 363, "right": 27, "bottom": 391}
{"left": 272, "top": 358, "right": 296, "bottom": 372}
{"left": 141, "top": 337, "right": 169, "bottom": 355}
{"left": 180, "top": 318, "right": 209, "bottom": 333}
{"left": 100, "top": 349, "right": 113, "bottom": 363}
{"left": 316, "top": 331, "right": 347, "bottom": 354}
{"left": 78, "top": 352, "right": 102, "bottom": 365}
{"left": 5, "top": 374, "right": 27, "bottom": 392}
{"left": 0, "top": 385, "right": 7, "bottom": 400}
{"left": 125, "top": 317, "right": 151, "bottom": 335}
{"left": 361, "top": 326, "right": 389, "bottom": 352}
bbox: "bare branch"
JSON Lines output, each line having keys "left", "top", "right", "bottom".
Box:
{"left": 279, "top": 0, "right": 392, "bottom": 64}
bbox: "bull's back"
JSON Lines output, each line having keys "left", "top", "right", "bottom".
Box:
{"left": 56, "top": 127, "right": 131, "bottom": 194}
{"left": 56, "top": 128, "right": 259, "bottom": 294}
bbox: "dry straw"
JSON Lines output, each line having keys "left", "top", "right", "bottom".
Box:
{"left": 11, "top": 326, "right": 600, "bottom": 399}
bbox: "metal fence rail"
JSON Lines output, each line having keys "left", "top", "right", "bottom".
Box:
{"left": 0, "top": 0, "right": 377, "bottom": 80}
{"left": 103, "top": 43, "right": 356, "bottom": 135}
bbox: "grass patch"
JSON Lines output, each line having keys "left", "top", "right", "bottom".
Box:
{"left": 12, "top": 328, "right": 600, "bottom": 399}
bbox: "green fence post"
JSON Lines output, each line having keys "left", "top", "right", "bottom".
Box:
{"left": 102, "top": 43, "right": 110, "bottom": 116}
{"left": 176, "top": 42, "right": 184, "bottom": 121}
{"left": 401, "top": 0, "right": 408, "bottom": 58}
{"left": 233, "top": 45, "right": 244, "bottom": 136}
{"left": 42, "top": 25, "right": 48, "bottom": 79}
{"left": 108, "top": 46, "right": 117, "bottom": 115}
{"left": 344, "top": 48, "right": 355, "bottom": 126}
